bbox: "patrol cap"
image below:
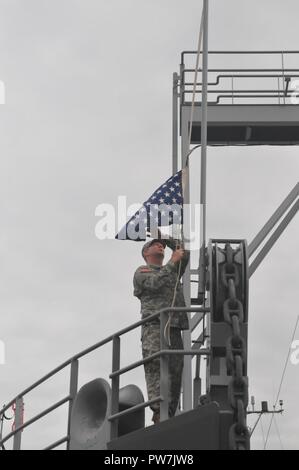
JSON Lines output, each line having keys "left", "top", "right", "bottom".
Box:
{"left": 142, "top": 238, "right": 167, "bottom": 259}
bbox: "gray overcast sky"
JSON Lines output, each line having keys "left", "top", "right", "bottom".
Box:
{"left": 0, "top": 0, "right": 298, "bottom": 449}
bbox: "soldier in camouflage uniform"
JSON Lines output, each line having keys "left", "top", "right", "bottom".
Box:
{"left": 133, "top": 236, "right": 189, "bottom": 424}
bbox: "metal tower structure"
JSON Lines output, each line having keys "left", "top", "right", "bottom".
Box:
{"left": 0, "top": 0, "right": 298, "bottom": 451}
{"left": 173, "top": 0, "right": 299, "bottom": 450}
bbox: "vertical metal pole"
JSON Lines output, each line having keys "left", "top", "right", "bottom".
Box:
{"left": 205, "top": 241, "right": 212, "bottom": 398}
{"left": 181, "top": 164, "right": 192, "bottom": 411}
{"left": 180, "top": 56, "right": 185, "bottom": 108}
{"left": 160, "top": 312, "right": 169, "bottom": 421}
{"left": 13, "top": 397, "right": 24, "bottom": 450}
{"left": 110, "top": 336, "right": 120, "bottom": 440}
{"left": 193, "top": 355, "right": 202, "bottom": 409}
{"left": 205, "top": 250, "right": 211, "bottom": 400}
{"left": 198, "top": 0, "right": 209, "bottom": 298}
{"left": 180, "top": 3, "right": 207, "bottom": 413}
{"left": 281, "top": 51, "right": 286, "bottom": 105}
{"left": 172, "top": 72, "right": 179, "bottom": 174}
{"left": 180, "top": 40, "right": 192, "bottom": 412}
{"left": 277, "top": 76, "right": 281, "bottom": 105}
{"left": 67, "top": 359, "right": 79, "bottom": 450}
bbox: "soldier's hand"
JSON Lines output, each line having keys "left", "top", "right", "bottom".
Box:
{"left": 171, "top": 248, "right": 185, "bottom": 263}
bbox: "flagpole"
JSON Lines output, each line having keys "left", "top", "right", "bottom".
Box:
{"left": 198, "top": 0, "right": 209, "bottom": 299}
{"left": 180, "top": 0, "right": 208, "bottom": 414}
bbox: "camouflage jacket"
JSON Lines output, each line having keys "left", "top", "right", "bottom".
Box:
{"left": 133, "top": 237, "right": 189, "bottom": 330}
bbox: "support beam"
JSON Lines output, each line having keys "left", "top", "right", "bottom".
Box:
{"left": 249, "top": 182, "right": 299, "bottom": 257}
{"left": 249, "top": 199, "right": 298, "bottom": 277}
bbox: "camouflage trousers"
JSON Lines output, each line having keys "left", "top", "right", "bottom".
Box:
{"left": 141, "top": 323, "right": 184, "bottom": 418}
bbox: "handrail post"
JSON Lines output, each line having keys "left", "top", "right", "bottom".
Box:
{"left": 110, "top": 336, "right": 120, "bottom": 440}
{"left": 66, "top": 359, "right": 78, "bottom": 450}
{"left": 12, "top": 397, "right": 24, "bottom": 450}
{"left": 172, "top": 72, "right": 179, "bottom": 174}
{"left": 180, "top": 56, "right": 185, "bottom": 107}
{"left": 281, "top": 51, "right": 286, "bottom": 105}
{"left": 160, "top": 312, "right": 169, "bottom": 422}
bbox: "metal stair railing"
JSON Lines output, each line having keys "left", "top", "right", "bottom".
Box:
{"left": 179, "top": 50, "right": 299, "bottom": 105}
{"left": 0, "top": 306, "right": 209, "bottom": 450}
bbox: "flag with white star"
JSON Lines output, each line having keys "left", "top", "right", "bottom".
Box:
{"left": 115, "top": 169, "right": 186, "bottom": 240}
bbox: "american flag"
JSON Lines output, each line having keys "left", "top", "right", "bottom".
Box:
{"left": 115, "top": 169, "right": 186, "bottom": 241}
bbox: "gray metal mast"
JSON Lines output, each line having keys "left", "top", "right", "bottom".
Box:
{"left": 181, "top": 0, "right": 209, "bottom": 411}
{"left": 198, "top": 0, "right": 209, "bottom": 299}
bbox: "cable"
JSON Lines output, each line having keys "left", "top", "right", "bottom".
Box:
{"left": 260, "top": 415, "right": 266, "bottom": 448}
{"left": 273, "top": 414, "right": 284, "bottom": 450}
{"left": 249, "top": 411, "right": 262, "bottom": 437}
{"left": 164, "top": 246, "right": 183, "bottom": 347}
{"left": 264, "top": 314, "right": 299, "bottom": 449}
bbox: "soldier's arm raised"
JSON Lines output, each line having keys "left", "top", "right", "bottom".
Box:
{"left": 133, "top": 260, "right": 178, "bottom": 296}
{"left": 164, "top": 235, "right": 180, "bottom": 251}
{"left": 178, "top": 248, "right": 190, "bottom": 276}
{"left": 164, "top": 236, "right": 190, "bottom": 277}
